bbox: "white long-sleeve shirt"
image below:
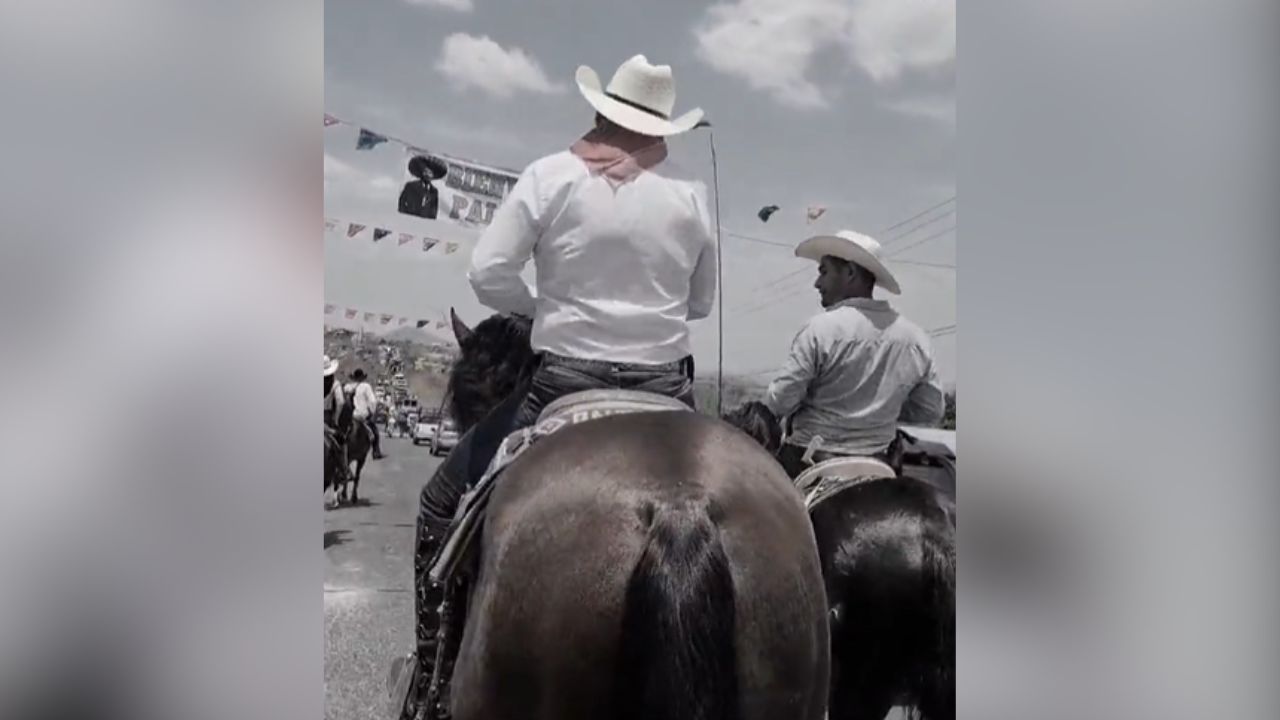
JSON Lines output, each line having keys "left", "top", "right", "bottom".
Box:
{"left": 765, "top": 297, "right": 946, "bottom": 455}
{"left": 467, "top": 150, "right": 717, "bottom": 364}
{"left": 349, "top": 382, "right": 378, "bottom": 420}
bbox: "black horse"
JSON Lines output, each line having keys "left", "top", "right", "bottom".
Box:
{"left": 728, "top": 402, "right": 956, "bottom": 720}
{"left": 420, "top": 311, "right": 831, "bottom": 720}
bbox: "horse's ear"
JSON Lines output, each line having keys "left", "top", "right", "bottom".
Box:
{"left": 450, "top": 307, "right": 473, "bottom": 346}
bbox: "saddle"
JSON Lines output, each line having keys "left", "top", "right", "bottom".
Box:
{"left": 792, "top": 432, "right": 956, "bottom": 525}
{"left": 794, "top": 456, "right": 898, "bottom": 512}
{"left": 428, "top": 389, "right": 692, "bottom": 585}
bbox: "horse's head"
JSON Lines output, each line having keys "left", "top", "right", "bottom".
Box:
{"left": 446, "top": 308, "right": 536, "bottom": 432}
{"left": 723, "top": 401, "right": 783, "bottom": 455}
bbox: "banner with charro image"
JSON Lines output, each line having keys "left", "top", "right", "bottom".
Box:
{"left": 397, "top": 146, "right": 520, "bottom": 229}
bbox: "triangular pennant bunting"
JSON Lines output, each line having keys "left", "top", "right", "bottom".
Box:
{"left": 347, "top": 223, "right": 366, "bottom": 238}
{"left": 398, "top": 233, "right": 415, "bottom": 246}
{"left": 345, "top": 309, "right": 358, "bottom": 319}
{"left": 363, "top": 312, "right": 376, "bottom": 322}
{"left": 372, "top": 228, "right": 391, "bottom": 242}
{"left": 380, "top": 314, "right": 393, "bottom": 325}
{"left": 416, "top": 320, "right": 430, "bottom": 329}
{"left": 324, "top": 304, "right": 335, "bottom": 314}
{"left": 356, "top": 128, "right": 388, "bottom": 150}
{"left": 422, "top": 238, "right": 438, "bottom": 252}
{"left": 444, "top": 242, "right": 459, "bottom": 254}
{"left": 323, "top": 114, "right": 340, "bottom": 127}
{"left": 324, "top": 218, "right": 338, "bottom": 231}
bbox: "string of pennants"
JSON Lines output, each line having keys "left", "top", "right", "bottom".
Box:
{"left": 323, "top": 113, "right": 519, "bottom": 175}
{"left": 327, "top": 212, "right": 463, "bottom": 254}
{"left": 324, "top": 303, "right": 452, "bottom": 332}
{"left": 324, "top": 216, "right": 462, "bottom": 255}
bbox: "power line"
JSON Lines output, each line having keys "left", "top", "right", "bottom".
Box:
{"left": 887, "top": 258, "right": 955, "bottom": 269}
{"left": 885, "top": 225, "right": 957, "bottom": 258}
{"left": 740, "top": 196, "right": 958, "bottom": 296}
{"left": 878, "top": 196, "right": 956, "bottom": 234}
{"left": 881, "top": 208, "right": 956, "bottom": 248}
{"left": 721, "top": 231, "right": 792, "bottom": 249}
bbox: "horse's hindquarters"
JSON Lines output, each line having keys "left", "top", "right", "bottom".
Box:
{"left": 719, "top": 494, "right": 831, "bottom": 720}
{"left": 448, "top": 413, "right": 831, "bottom": 720}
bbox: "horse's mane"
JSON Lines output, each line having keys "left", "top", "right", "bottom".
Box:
{"left": 722, "top": 401, "right": 782, "bottom": 454}
{"left": 446, "top": 313, "right": 537, "bottom": 432}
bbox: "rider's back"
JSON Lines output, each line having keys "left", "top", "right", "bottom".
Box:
{"left": 783, "top": 300, "right": 938, "bottom": 455}
{"left": 469, "top": 150, "right": 715, "bottom": 365}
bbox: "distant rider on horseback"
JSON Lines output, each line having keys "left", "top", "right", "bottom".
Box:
{"left": 404, "top": 54, "right": 714, "bottom": 718}
{"left": 324, "top": 355, "right": 344, "bottom": 430}
{"left": 347, "top": 368, "right": 386, "bottom": 460}
{"left": 324, "top": 355, "right": 351, "bottom": 490}
{"left": 764, "top": 230, "right": 945, "bottom": 478}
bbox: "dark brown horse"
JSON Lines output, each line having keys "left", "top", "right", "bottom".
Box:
{"left": 342, "top": 420, "right": 371, "bottom": 504}
{"left": 324, "top": 425, "right": 344, "bottom": 502}
{"left": 438, "top": 311, "right": 831, "bottom": 720}
{"left": 329, "top": 395, "right": 370, "bottom": 506}
{"left": 727, "top": 403, "right": 956, "bottom": 720}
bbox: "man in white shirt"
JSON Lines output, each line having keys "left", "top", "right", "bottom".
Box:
{"left": 323, "top": 355, "right": 344, "bottom": 431}
{"left": 348, "top": 368, "right": 385, "bottom": 459}
{"left": 764, "top": 230, "right": 945, "bottom": 478}
{"left": 405, "top": 54, "right": 714, "bottom": 717}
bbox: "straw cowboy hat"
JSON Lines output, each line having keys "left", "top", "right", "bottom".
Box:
{"left": 575, "top": 54, "right": 704, "bottom": 137}
{"left": 796, "top": 230, "right": 902, "bottom": 295}
{"left": 323, "top": 355, "right": 339, "bottom": 376}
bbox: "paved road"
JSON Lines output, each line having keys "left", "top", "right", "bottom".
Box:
{"left": 325, "top": 436, "right": 440, "bottom": 720}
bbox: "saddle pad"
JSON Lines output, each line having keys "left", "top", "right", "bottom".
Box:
{"left": 428, "top": 390, "right": 691, "bottom": 584}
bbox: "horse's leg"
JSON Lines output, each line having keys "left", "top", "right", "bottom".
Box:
{"left": 349, "top": 458, "right": 362, "bottom": 504}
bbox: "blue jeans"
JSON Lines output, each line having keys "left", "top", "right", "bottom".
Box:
{"left": 419, "top": 352, "right": 695, "bottom": 523}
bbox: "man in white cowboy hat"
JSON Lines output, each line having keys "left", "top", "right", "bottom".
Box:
{"left": 402, "top": 53, "right": 715, "bottom": 718}
{"left": 323, "top": 354, "right": 344, "bottom": 430}
{"left": 764, "top": 230, "right": 946, "bottom": 478}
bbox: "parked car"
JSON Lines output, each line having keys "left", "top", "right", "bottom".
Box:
{"left": 412, "top": 418, "right": 437, "bottom": 446}
{"left": 430, "top": 418, "right": 459, "bottom": 456}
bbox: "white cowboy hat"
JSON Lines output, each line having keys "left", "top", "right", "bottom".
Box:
{"left": 795, "top": 229, "right": 902, "bottom": 295}
{"left": 575, "top": 54, "right": 704, "bottom": 137}
{"left": 323, "top": 355, "right": 339, "bottom": 376}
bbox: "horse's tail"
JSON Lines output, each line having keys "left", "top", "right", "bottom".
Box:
{"left": 618, "top": 498, "right": 739, "bottom": 720}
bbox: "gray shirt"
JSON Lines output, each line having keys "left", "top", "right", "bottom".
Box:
{"left": 764, "top": 297, "right": 945, "bottom": 455}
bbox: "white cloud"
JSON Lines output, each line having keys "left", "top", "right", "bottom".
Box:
{"left": 693, "top": 0, "right": 954, "bottom": 108}
{"left": 435, "top": 33, "right": 564, "bottom": 99}
{"left": 847, "top": 0, "right": 955, "bottom": 84}
{"left": 324, "top": 154, "right": 400, "bottom": 204}
{"left": 323, "top": 153, "right": 357, "bottom": 183}
{"left": 402, "top": 0, "right": 473, "bottom": 12}
{"left": 882, "top": 94, "right": 956, "bottom": 128}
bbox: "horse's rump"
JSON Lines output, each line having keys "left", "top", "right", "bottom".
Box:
{"left": 810, "top": 476, "right": 954, "bottom": 719}
{"left": 448, "top": 411, "right": 830, "bottom": 720}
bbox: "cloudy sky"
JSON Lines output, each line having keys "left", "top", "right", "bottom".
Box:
{"left": 324, "top": 0, "right": 956, "bottom": 386}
